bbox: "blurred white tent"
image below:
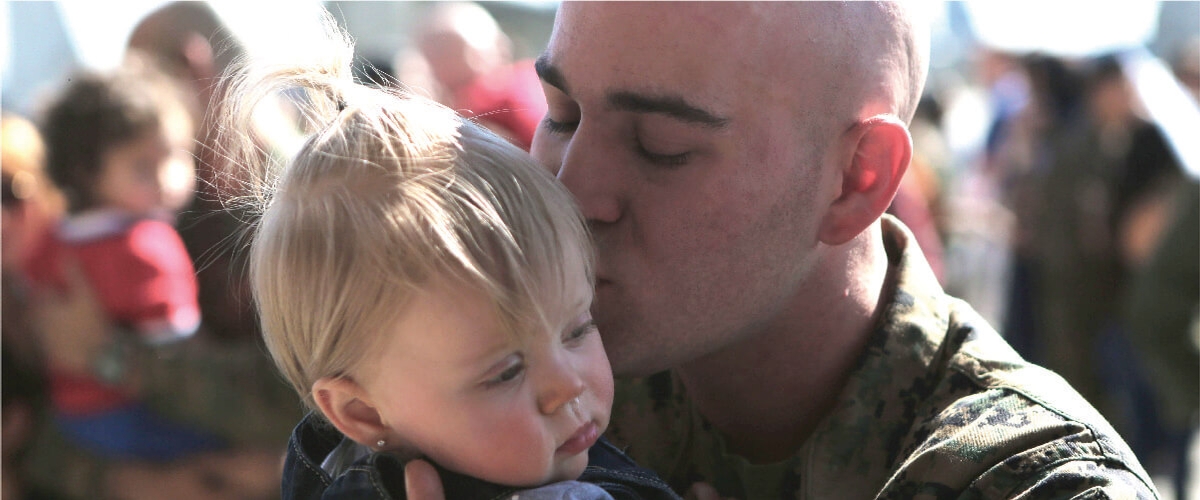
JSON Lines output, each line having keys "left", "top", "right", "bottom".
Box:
{"left": 962, "top": 0, "right": 1200, "bottom": 180}
{"left": 964, "top": 2, "right": 1161, "bottom": 57}
{"left": 2, "top": 0, "right": 327, "bottom": 116}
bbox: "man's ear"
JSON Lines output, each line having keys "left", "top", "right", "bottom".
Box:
{"left": 181, "top": 33, "right": 216, "bottom": 83}
{"left": 818, "top": 115, "right": 912, "bottom": 245}
{"left": 312, "top": 376, "right": 388, "bottom": 447}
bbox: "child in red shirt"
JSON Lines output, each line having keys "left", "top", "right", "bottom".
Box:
{"left": 24, "top": 66, "right": 222, "bottom": 461}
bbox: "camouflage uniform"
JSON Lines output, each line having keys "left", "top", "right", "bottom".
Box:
{"left": 607, "top": 216, "right": 1158, "bottom": 500}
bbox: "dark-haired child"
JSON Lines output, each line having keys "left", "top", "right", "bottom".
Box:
{"left": 24, "top": 66, "right": 222, "bottom": 461}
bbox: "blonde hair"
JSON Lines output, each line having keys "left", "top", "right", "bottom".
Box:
{"left": 214, "top": 19, "right": 591, "bottom": 412}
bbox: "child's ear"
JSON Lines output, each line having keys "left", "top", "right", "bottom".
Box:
{"left": 312, "top": 376, "right": 387, "bottom": 447}
{"left": 818, "top": 114, "right": 912, "bottom": 245}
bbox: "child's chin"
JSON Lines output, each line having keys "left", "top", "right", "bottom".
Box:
{"left": 488, "top": 454, "right": 589, "bottom": 488}
{"left": 546, "top": 455, "right": 589, "bottom": 484}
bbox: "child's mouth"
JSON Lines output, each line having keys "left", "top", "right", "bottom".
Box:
{"left": 557, "top": 421, "right": 600, "bottom": 456}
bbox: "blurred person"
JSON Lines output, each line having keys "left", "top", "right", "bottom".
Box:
{"left": 119, "top": 1, "right": 304, "bottom": 450}
{"left": 121, "top": 17, "right": 312, "bottom": 451}
{"left": 1121, "top": 33, "right": 1200, "bottom": 440}
{"left": 885, "top": 175, "right": 945, "bottom": 283}
{"left": 11, "top": 84, "right": 277, "bottom": 496}
{"left": 886, "top": 94, "right": 948, "bottom": 285}
{"left": 1123, "top": 178, "right": 1199, "bottom": 500}
{"left": 1, "top": 114, "right": 65, "bottom": 272}
{"left": 19, "top": 5, "right": 299, "bottom": 497}
{"left": 971, "top": 53, "right": 1088, "bottom": 369}
{"left": 1105, "top": 45, "right": 1197, "bottom": 496}
{"left": 125, "top": 0, "right": 261, "bottom": 344}
{"left": 1172, "top": 36, "right": 1200, "bottom": 103}
{"left": 1022, "top": 54, "right": 1132, "bottom": 414}
{"left": 1028, "top": 53, "right": 1185, "bottom": 447}
{"left": 991, "top": 51, "right": 1191, "bottom": 496}
{"left": 24, "top": 66, "right": 225, "bottom": 463}
{"left": 407, "top": 3, "right": 1159, "bottom": 499}
{"left": 414, "top": 1, "right": 546, "bottom": 150}
{"left": 391, "top": 45, "right": 444, "bottom": 102}
{"left": 1, "top": 113, "right": 68, "bottom": 500}
{"left": 2, "top": 307, "right": 63, "bottom": 500}
{"left": 937, "top": 49, "right": 1024, "bottom": 330}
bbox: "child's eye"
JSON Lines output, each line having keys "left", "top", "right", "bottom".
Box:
{"left": 564, "top": 319, "right": 597, "bottom": 343}
{"left": 485, "top": 362, "right": 525, "bottom": 387}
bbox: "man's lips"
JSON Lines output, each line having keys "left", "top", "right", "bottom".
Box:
{"left": 557, "top": 421, "right": 600, "bottom": 456}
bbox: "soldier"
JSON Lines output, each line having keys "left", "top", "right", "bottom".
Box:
{"left": 407, "top": 2, "right": 1158, "bottom": 499}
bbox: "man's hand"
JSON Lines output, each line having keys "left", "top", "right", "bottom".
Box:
{"left": 106, "top": 461, "right": 217, "bottom": 500}
{"left": 30, "top": 257, "right": 112, "bottom": 374}
{"left": 107, "top": 449, "right": 283, "bottom": 500}
{"left": 404, "top": 459, "right": 445, "bottom": 500}
{"left": 686, "top": 482, "right": 738, "bottom": 500}
{"left": 195, "top": 448, "right": 283, "bottom": 499}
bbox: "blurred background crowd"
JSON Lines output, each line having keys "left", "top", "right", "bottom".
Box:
{"left": 1, "top": 1, "right": 1197, "bottom": 499}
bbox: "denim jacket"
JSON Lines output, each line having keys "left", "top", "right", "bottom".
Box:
{"left": 282, "top": 413, "right": 682, "bottom": 500}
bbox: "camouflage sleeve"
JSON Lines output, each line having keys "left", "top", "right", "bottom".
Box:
{"left": 886, "top": 441, "right": 1159, "bottom": 500}
{"left": 884, "top": 382, "right": 1160, "bottom": 500}
{"left": 938, "top": 402, "right": 1161, "bottom": 500}
{"left": 976, "top": 460, "right": 1157, "bottom": 499}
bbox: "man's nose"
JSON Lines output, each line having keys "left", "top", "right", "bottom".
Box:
{"left": 556, "top": 126, "right": 624, "bottom": 225}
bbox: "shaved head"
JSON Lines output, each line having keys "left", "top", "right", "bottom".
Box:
{"left": 735, "top": 2, "right": 930, "bottom": 134}
{"left": 530, "top": 2, "right": 929, "bottom": 375}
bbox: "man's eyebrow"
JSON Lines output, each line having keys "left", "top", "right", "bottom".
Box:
{"left": 534, "top": 54, "right": 568, "bottom": 93}
{"left": 535, "top": 54, "right": 728, "bottom": 130}
{"left": 607, "top": 91, "right": 730, "bottom": 129}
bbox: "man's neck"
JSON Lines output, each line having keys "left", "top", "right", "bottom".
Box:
{"left": 675, "top": 225, "right": 894, "bottom": 464}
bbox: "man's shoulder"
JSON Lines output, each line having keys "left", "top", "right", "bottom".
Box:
{"left": 875, "top": 299, "right": 1159, "bottom": 498}
{"left": 935, "top": 298, "right": 1126, "bottom": 442}
{"left": 882, "top": 380, "right": 1158, "bottom": 498}
{"left": 608, "top": 221, "right": 1158, "bottom": 498}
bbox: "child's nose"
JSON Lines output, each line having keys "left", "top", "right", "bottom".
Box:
{"left": 536, "top": 357, "right": 586, "bottom": 416}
